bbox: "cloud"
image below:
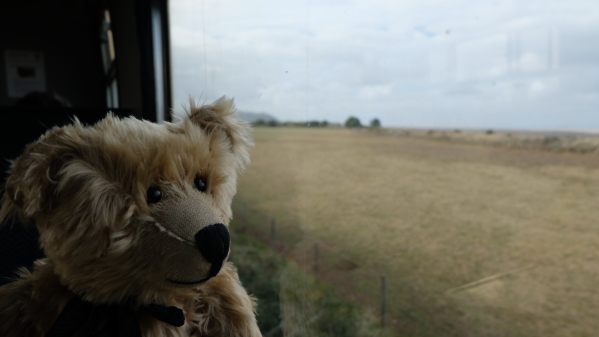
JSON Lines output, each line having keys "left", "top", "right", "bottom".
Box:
{"left": 358, "top": 84, "right": 393, "bottom": 100}
{"left": 169, "top": 0, "right": 599, "bottom": 130}
{"left": 414, "top": 25, "right": 438, "bottom": 39}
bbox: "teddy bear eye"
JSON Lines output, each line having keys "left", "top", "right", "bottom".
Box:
{"left": 194, "top": 176, "right": 208, "bottom": 192}
{"left": 146, "top": 185, "right": 162, "bottom": 204}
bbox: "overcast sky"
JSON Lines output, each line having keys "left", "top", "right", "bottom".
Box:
{"left": 169, "top": 0, "right": 599, "bottom": 130}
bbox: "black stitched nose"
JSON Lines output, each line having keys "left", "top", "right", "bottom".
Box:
{"left": 194, "top": 223, "right": 230, "bottom": 277}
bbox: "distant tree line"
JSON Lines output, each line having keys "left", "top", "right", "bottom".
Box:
{"left": 252, "top": 119, "right": 332, "bottom": 128}
{"left": 252, "top": 117, "right": 381, "bottom": 129}
{"left": 345, "top": 116, "right": 381, "bottom": 129}
{"left": 252, "top": 119, "right": 280, "bottom": 127}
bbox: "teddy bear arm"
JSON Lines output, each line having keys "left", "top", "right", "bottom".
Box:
{"left": 191, "top": 262, "right": 262, "bottom": 337}
{"left": 0, "top": 265, "right": 70, "bottom": 337}
{"left": 0, "top": 280, "right": 42, "bottom": 337}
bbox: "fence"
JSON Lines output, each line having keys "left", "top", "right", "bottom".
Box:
{"left": 233, "top": 210, "right": 464, "bottom": 337}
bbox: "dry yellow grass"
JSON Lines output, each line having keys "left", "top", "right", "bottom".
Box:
{"left": 390, "top": 128, "right": 599, "bottom": 154}
{"left": 233, "top": 127, "right": 599, "bottom": 337}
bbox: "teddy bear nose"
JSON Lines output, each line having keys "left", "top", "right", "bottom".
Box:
{"left": 194, "top": 223, "right": 230, "bottom": 274}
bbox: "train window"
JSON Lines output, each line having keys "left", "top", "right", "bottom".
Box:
{"left": 170, "top": 1, "right": 599, "bottom": 336}
{"left": 100, "top": 9, "right": 118, "bottom": 108}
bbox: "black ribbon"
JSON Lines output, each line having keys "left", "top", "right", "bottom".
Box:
{"left": 45, "top": 297, "right": 185, "bottom": 337}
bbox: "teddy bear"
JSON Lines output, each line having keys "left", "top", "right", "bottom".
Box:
{"left": 0, "top": 97, "right": 263, "bottom": 337}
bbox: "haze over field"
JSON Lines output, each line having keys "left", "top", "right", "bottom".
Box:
{"left": 233, "top": 127, "right": 599, "bottom": 337}
{"left": 169, "top": 0, "right": 599, "bottom": 130}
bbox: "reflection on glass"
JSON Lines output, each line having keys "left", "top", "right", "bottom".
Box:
{"left": 170, "top": 1, "right": 599, "bottom": 336}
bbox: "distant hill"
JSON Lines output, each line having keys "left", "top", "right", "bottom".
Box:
{"left": 236, "top": 111, "right": 277, "bottom": 123}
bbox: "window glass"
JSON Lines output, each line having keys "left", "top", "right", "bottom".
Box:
{"left": 170, "top": 1, "right": 599, "bottom": 336}
{"left": 100, "top": 9, "right": 119, "bottom": 108}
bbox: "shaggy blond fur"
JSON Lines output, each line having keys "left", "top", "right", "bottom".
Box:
{"left": 0, "top": 97, "right": 262, "bottom": 337}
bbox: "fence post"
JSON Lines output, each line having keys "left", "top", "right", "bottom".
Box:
{"left": 270, "top": 218, "right": 276, "bottom": 242}
{"left": 313, "top": 243, "right": 319, "bottom": 273}
{"left": 380, "top": 275, "right": 387, "bottom": 328}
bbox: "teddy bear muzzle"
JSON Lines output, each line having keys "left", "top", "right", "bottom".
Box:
{"left": 194, "top": 223, "right": 230, "bottom": 278}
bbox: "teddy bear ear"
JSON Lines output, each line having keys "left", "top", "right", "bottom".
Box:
{"left": 184, "top": 96, "right": 253, "bottom": 171}
{"left": 0, "top": 126, "right": 79, "bottom": 222}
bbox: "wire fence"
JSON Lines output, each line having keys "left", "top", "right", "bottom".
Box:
{"left": 234, "top": 214, "right": 465, "bottom": 337}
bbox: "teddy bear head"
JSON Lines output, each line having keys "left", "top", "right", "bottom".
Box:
{"left": 0, "top": 97, "right": 252, "bottom": 303}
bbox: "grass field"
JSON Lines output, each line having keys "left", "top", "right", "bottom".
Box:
{"left": 231, "top": 127, "right": 599, "bottom": 337}
{"left": 230, "top": 233, "right": 390, "bottom": 337}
